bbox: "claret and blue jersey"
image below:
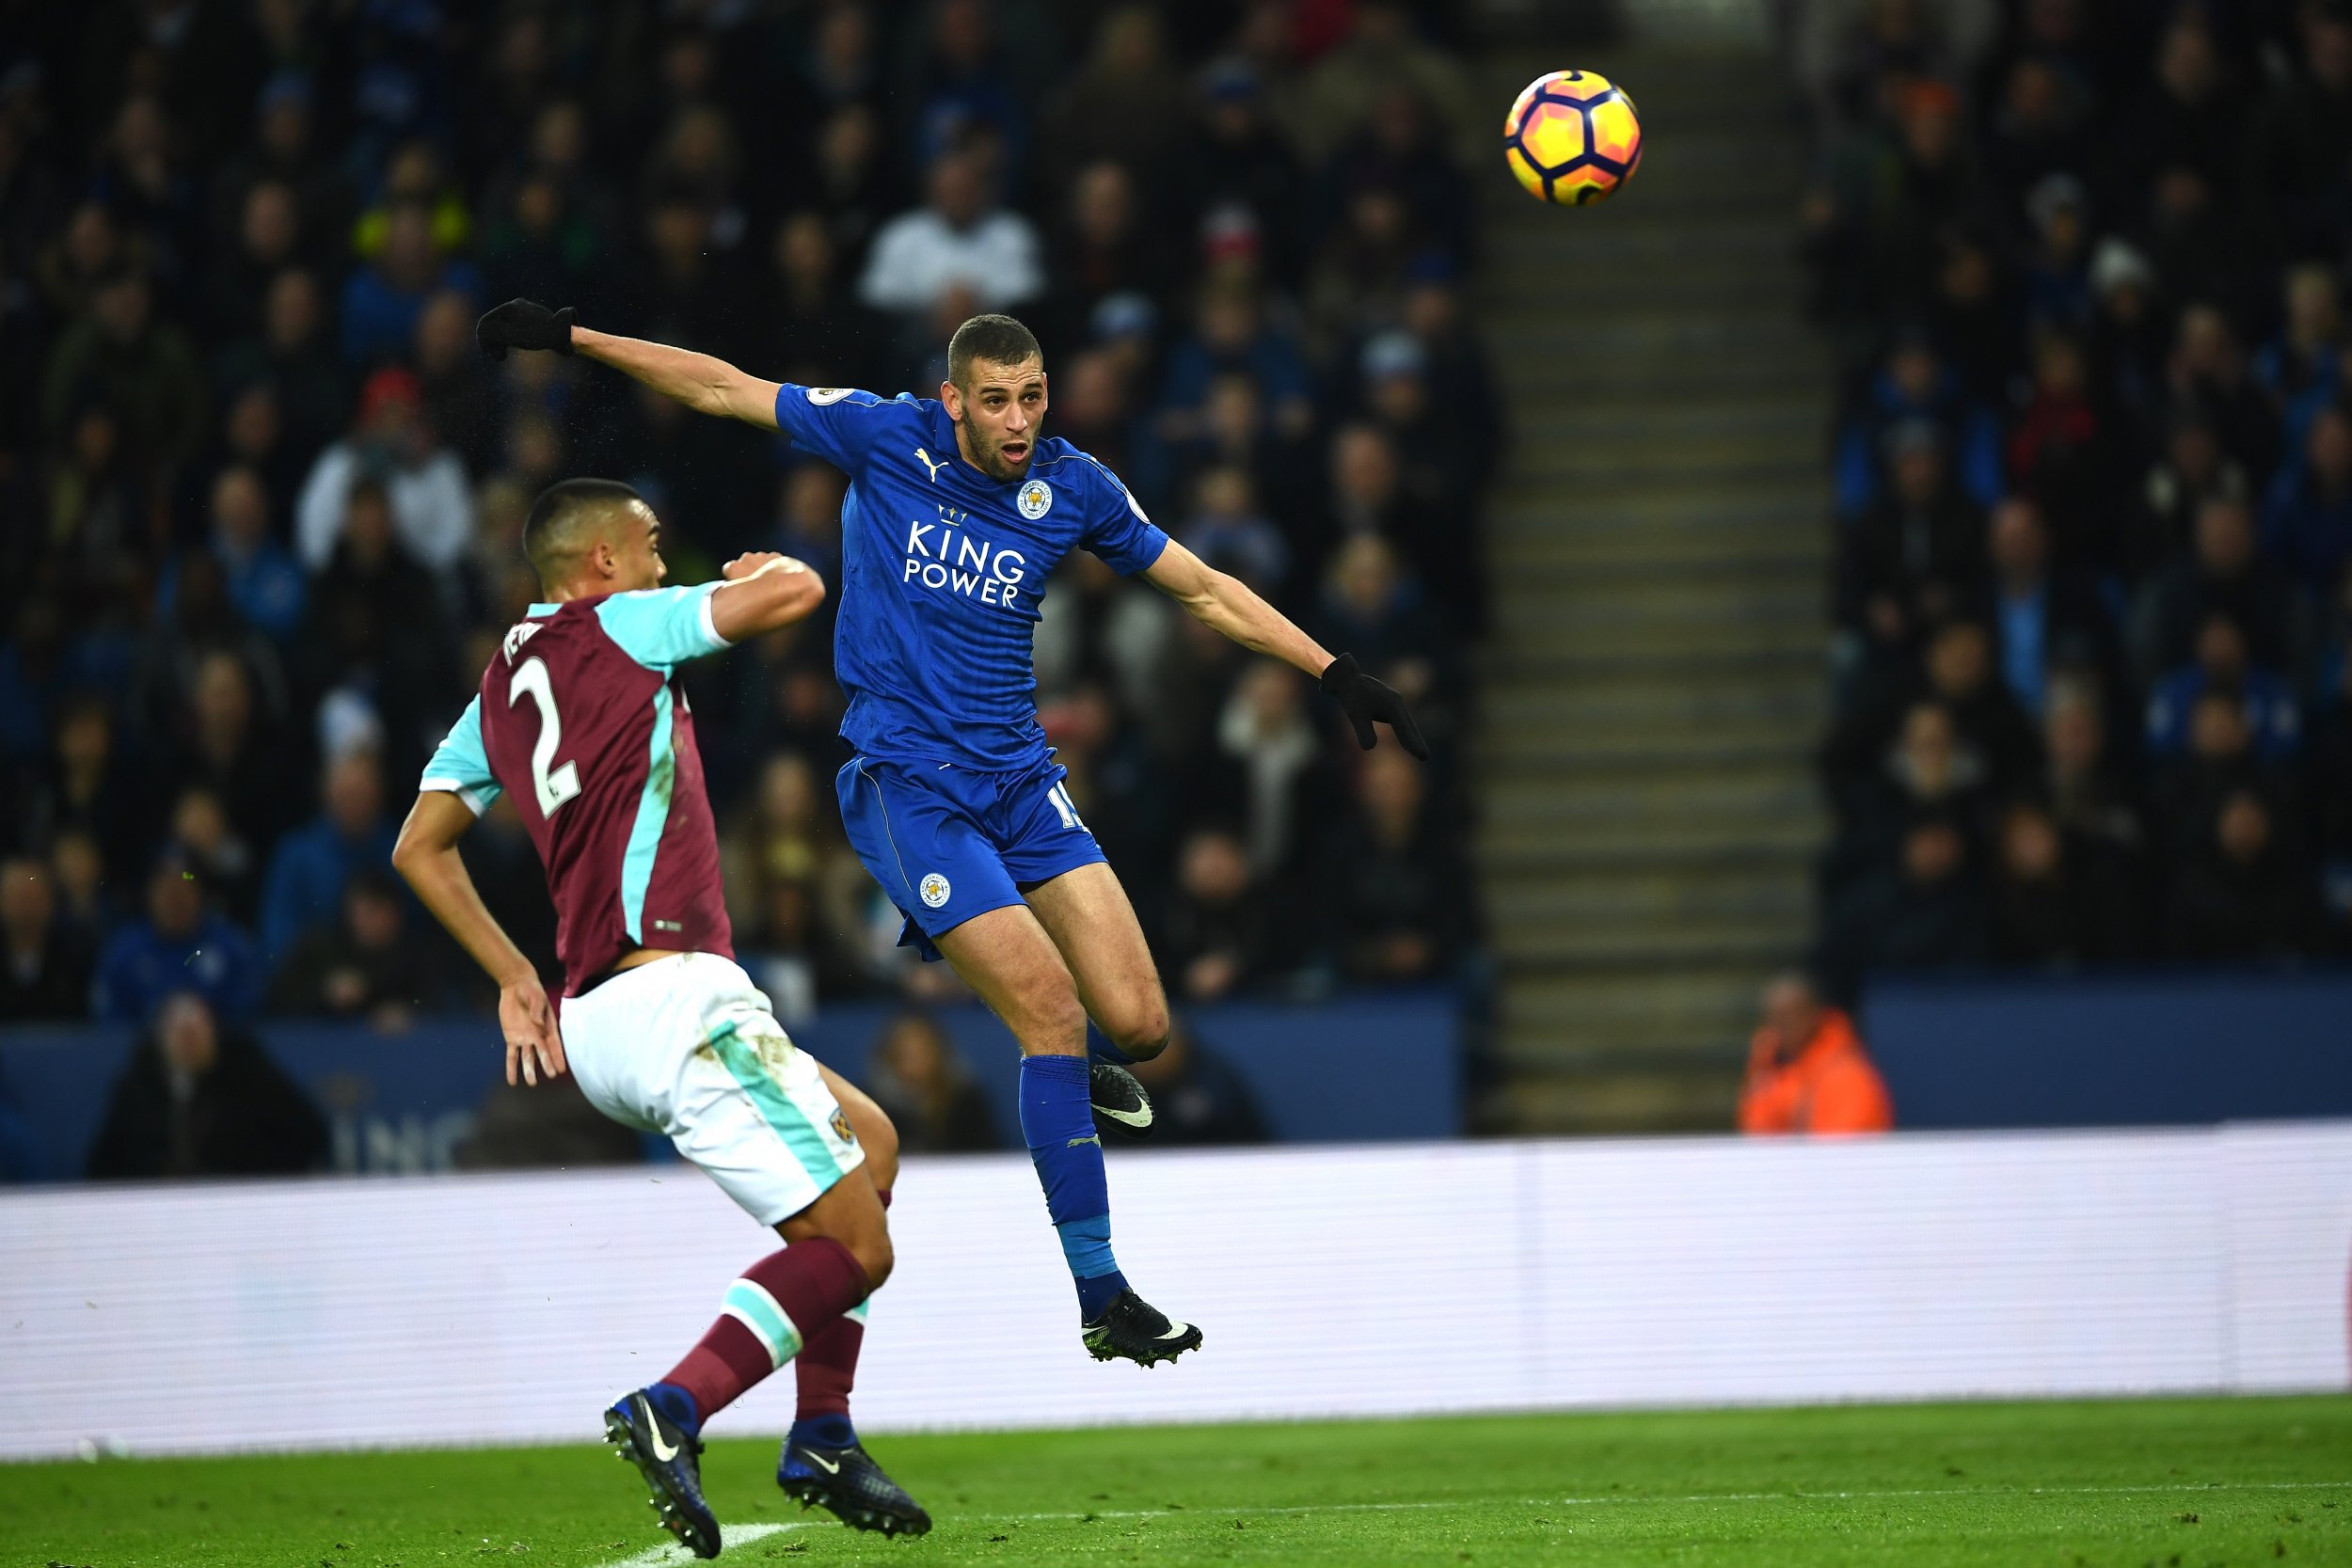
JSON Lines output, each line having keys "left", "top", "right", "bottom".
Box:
{"left": 772, "top": 381, "right": 1171, "bottom": 954}
{"left": 771, "top": 383, "right": 1169, "bottom": 772}
{"left": 420, "top": 585, "right": 736, "bottom": 996}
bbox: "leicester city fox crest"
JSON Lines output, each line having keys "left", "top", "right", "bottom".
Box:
{"left": 1016, "top": 479, "right": 1053, "bottom": 519}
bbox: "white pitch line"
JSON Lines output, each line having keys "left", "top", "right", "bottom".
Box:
{"left": 595, "top": 1521, "right": 803, "bottom": 1568}
{"left": 590, "top": 1479, "right": 2352, "bottom": 1564}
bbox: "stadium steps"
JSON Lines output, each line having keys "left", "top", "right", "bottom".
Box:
{"left": 1469, "top": 42, "right": 1829, "bottom": 1135}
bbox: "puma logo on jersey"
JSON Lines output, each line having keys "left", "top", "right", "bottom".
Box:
{"left": 914, "top": 447, "right": 948, "bottom": 483}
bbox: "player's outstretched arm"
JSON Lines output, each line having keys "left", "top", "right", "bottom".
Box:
{"left": 474, "top": 299, "right": 783, "bottom": 430}
{"left": 1143, "top": 537, "right": 1430, "bottom": 758}
{"left": 709, "top": 550, "right": 827, "bottom": 642}
{"left": 390, "top": 791, "right": 566, "bottom": 1087}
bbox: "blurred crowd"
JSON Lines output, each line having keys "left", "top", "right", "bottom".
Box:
{"left": 0, "top": 0, "right": 1496, "bottom": 1085}
{"left": 1796, "top": 0, "right": 2352, "bottom": 986}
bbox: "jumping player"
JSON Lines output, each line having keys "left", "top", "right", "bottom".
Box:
{"left": 392, "top": 479, "right": 927, "bottom": 1559}
{"left": 475, "top": 300, "right": 1428, "bottom": 1364}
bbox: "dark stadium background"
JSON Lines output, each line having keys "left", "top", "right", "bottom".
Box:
{"left": 0, "top": 0, "right": 2346, "bottom": 1174}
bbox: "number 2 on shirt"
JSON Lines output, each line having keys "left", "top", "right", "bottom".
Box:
{"left": 508, "top": 656, "right": 582, "bottom": 816}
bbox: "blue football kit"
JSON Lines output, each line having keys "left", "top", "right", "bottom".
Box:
{"left": 771, "top": 382, "right": 1170, "bottom": 959}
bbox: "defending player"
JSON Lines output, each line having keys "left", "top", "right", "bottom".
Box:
{"left": 476, "top": 301, "right": 1427, "bottom": 1366}
{"left": 392, "top": 479, "right": 927, "bottom": 1559}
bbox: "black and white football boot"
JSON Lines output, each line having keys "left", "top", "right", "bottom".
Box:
{"left": 1089, "top": 1060, "right": 1154, "bottom": 1136}
{"left": 1081, "top": 1288, "right": 1202, "bottom": 1367}
{"left": 603, "top": 1388, "right": 719, "bottom": 1560}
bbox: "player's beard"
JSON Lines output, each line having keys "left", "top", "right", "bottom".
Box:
{"left": 976, "top": 435, "right": 1034, "bottom": 483}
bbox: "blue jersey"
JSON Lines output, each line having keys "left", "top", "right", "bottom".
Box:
{"left": 772, "top": 383, "right": 1169, "bottom": 770}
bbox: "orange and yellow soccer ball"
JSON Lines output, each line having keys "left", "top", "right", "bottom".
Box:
{"left": 1503, "top": 69, "right": 1642, "bottom": 207}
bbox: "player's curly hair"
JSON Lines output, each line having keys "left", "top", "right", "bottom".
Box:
{"left": 522, "top": 476, "right": 644, "bottom": 583}
{"left": 947, "top": 313, "right": 1041, "bottom": 389}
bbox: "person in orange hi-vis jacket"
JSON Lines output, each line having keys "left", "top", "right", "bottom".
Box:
{"left": 1737, "top": 973, "right": 1895, "bottom": 1135}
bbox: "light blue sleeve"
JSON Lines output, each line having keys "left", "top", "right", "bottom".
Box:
{"left": 771, "top": 383, "right": 903, "bottom": 472}
{"left": 596, "top": 583, "right": 729, "bottom": 672}
{"left": 419, "top": 695, "right": 502, "bottom": 816}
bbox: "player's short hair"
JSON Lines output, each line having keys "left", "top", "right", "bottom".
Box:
{"left": 522, "top": 477, "right": 644, "bottom": 584}
{"left": 947, "top": 313, "right": 1042, "bottom": 389}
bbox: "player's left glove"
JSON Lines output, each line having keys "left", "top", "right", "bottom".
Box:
{"left": 1320, "top": 653, "right": 1431, "bottom": 760}
{"left": 476, "top": 298, "right": 575, "bottom": 360}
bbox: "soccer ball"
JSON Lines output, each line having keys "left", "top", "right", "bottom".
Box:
{"left": 1503, "top": 70, "right": 1642, "bottom": 207}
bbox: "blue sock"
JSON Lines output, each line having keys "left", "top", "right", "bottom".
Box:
{"left": 645, "top": 1380, "right": 702, "bottom": 1438}
{"left": 1087, "top": 1024, "right": 1136, "bottom": 1067}
{"left": 788, "top": 1413, "right": 856, "bottom": 1449}
{"left": 1019, "top": 1053, "right": 1128, "bottom": 1318}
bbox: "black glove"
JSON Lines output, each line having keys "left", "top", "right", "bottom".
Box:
{"left": 1319, "top": 653, "right": 1430, "bottom": 759}
{"left": 476, "top": 298, "right": 575, "bottom": 361}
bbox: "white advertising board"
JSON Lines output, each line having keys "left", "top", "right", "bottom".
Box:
{"left": 0, "top": 1125, "right": 2344, "bottom": 1459}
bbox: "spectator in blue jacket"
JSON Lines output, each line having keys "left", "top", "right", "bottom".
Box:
{"left": 2263, "top": 404, "right": 2352, "bottom": 590}
{"left": 95, "top": 851, "right": 262, "bottom": 1023}
{"left": 260, "top": 746, "right": 395, "bottom": 959}
{"left": 1835, "top": 329, "right": 2006, "bottom": 519}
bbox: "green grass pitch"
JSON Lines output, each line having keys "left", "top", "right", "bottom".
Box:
{"left": 6, "top": 1397, "right": 2348, "bottom": 1567}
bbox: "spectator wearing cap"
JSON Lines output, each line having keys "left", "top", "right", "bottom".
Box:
{"left": 1834, "top": 331, "right": 2003, "bottom": 521}
{"left": 339, "top": 198, "right": 483, "bottom": 369}
{"left": 1737, "top": 974, "right": 1893, "bottom": 1137}
{"left": 1361, "top": 328, "right": 1482, "bottom": 521}
{"left": 93, "top": 852, "right": 262, "bottom": 1024}
{"left": 2017, "top": 174, "right": 2094, "bottom": 330}
{"left": 259, "top": 746, "right": 396, "bottom": 962}
{"left": 1836, "top": 418, "right": 1985, "bottom": 661}
{"left": 857, "top": 150, "right": 1041, "bottom": 321}
{"left": 86, "top": 991, "right": 328, "bottom": 1180}
{"left": 39, "top": 265, "right": 207, "bottom": 472}
{"left": 293, "top": 365, "right": 475, "bottom": 573}
{"left": 2087, "top": 238, "right": 2168, "bottom": 427}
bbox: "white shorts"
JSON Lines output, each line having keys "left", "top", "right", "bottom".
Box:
{"left": 558, "top": 952, "right": 864, "bottom": 1227}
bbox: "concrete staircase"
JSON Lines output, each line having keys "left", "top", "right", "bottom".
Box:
{"left": 1470, "top": 44, "right": 1831, "bottom": 1132}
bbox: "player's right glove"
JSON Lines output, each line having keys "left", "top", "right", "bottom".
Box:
{"left": 1320, "top": 653, "right": 1431, "bottom": 760}
{"left": 476, "top": 298, "right": 575, "bottom": 360}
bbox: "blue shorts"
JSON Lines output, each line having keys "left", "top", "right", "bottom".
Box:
{"left": 836, "top": 752, "right": 1107, "bottom": 961}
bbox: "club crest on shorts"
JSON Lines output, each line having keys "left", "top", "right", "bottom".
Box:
{"left": 919, "top": 871, "right": 952, "bottom": 908}
{"left": 830, "top": 1107, "right": 856, "bottom": 1145}
{"left": 1016, "top": 479, "right": 1053, "bottom": 519}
